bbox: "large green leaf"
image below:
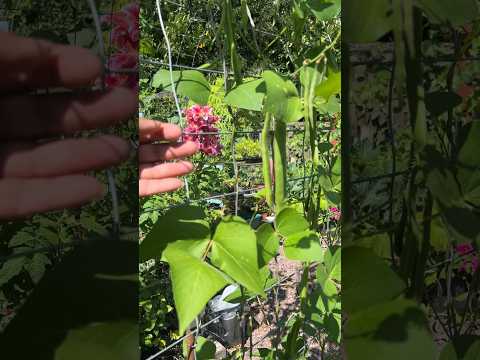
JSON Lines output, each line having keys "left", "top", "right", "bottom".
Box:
{"left": 343, "top": 247, "right": 406, "bottom": 315}
{"left": 165, "top": 248, "right": 230, "bottom": 335}
{"left": 425, "top": 91, "right": 462, "bottom": 117}
{"left": 256, "top": 223, "right": 280, "bottom": 268}
{"left": 140, "top": 205, "right": 210, "bottom": 262}
{"left": 315, "top": 70, "right": 341, "bottom": 101}
{"left": 343, "top": 0, "right": 392, "bottom": 43}
{"left": 442, "top": 207, "right": 480, "bottom": 245}
{"left": 224, "top": 79, "right": 265, "bottom": 111}
{"left": 152, "top": 70, "right": 211, "bottom": 105}
{"left": 195, "top": 336, "right": 217, "bottom": 360}
{"left": 458, "top": 121, "right": 480, "bottom": 168}
{"left": 323, "top": 246, "right": 341, "bottom": 282}
{"left": 316, "top": 95, "right": 341, "bottom": 114}
{"left": 440, "top": 336, "right": 480, "bottom": 360}
{"left": 317, "top": 265, "right": 338, "bottom": 297}
{"left": 305, "top": 0, "right": 340, "bottom": 21}
{"left": 458, "top": 168, "right": 480, "bottom": 206}
{"left": 0, "top": 240, "right": 138, "bottom": 358}
{"left": 430, "top": 213, "right": 450, "bottom": 252}
{"left": 344, "top": 298, "right": 437, "bottom": 360}
{"left": 276, "top": 207, "right": 309, "bottom": 238}
{"left": 284, "top": 230, "right": 324, "bottom": 262}
{"left": 426, "top": 168, "right": 463, "bottom": 208}
{"left": 211, "top": 216, "right": 265, "bottom": 296}
{"left": 55, "top": 321, "right": 138, "bottom": 360}
{"left": 417, "top": 0, "right": 479, "bottom": 26}
{"left": 285, "top": 316, "right": 303, "bottom": 359}
{"left": 262, "top": 70, "right": 303, "bottom": 123}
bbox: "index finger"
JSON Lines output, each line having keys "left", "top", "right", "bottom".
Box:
{"left": 139, "top": 118, "right": 182, "bottom": 144}
{"left": 0, "top": 32, "right": 102, "bottom": 92}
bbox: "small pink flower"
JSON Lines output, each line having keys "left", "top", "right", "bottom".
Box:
{"left": 456, "top": 243, "right": 474, "bottom": 255}
{"left": 102, "top": 2, "right": 139, "bottom": 50}
{"left": 108, "top": 51, "right": 138, "bottom": 71}
{"left": 455, "top": 242, "right": 478, "bottom": 273}
{"left": 457, "top": 84, "right": 474, "bottom": 99}
{"left": 183, "top": 105, "right": 222, "bottom": 156}
{"left": 1, "top": 307, "right": 13, "bottom": 316}
{"left": 329, "top": 207, "right": 341, "bottom": 222}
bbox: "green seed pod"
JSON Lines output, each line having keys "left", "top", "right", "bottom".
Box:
{"left": 261, "top": 112, "right": 273, "bottom": 208}
{"left": 273, "top": 118, "right": 287, "bottom": 213}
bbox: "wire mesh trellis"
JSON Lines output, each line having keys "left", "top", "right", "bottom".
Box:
{"left": 141, "top": 0, "right": 337, "bottom": 358}
{"left": 347, "top": 41, "right": 480, "bottom": 341}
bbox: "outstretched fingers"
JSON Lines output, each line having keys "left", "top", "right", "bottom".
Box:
{"left": 0, "top": 176, "right": 105, "bottom": 219}
{"left": 0, "top": 32, "right": 102, "bottom": 92}
{"left": 139, "top": 179, "right": 184, "bottom": 197}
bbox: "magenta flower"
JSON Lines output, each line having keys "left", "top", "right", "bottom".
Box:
{"left": 101, "top": 2, "right": 139, "bottom": 51}
{"left": 329, "top": 207, "right": 341, "bottom": 222}
{"left": 183, "top": 105, "right": 222, "bottom": 156}
{"left": 455, "top": 243, "right": 478, "bottom": 273}
{"left": 101, "top": 2, "right": 139, "bottom": 92}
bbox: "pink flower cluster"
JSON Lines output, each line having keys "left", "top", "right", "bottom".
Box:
{"left": 329, "top": 207, "right": 341, "bottom": 222}
{"left": 455, "top": 243, "right": 479, "bottom": 273}
{"left": 101, "top": 2, "right": 139, "bottom": 92}
{"left": 183, "top": 105, "right": 222, "bottom": 156}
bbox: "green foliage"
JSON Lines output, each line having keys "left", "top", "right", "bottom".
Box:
{"left": 140, "top": 0, "right": 341, "bottom": 356}
{"left": 344, "top": 298, "right": 437, "bottom": 360}
{"left": 152, "top": 70, "right": 212, "bottom": 105}
{"left": 439, "top": 336, "right": 480, "bottom": 360}
{"left": 224, "top": 79, "right": 266, "bottom": 111}
{"left": 345, "top": 2, "right": 480, "bottom": 359}
{"left": 263, "top": 71, "right": 303, "bottom": 123}
{"left": 165, "top": 248, "right": 231, "bottom": 335}
{"left": 235, "top": 137, "right": 261, "bottom": 159}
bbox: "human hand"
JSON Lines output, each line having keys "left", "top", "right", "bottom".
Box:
{"left": 139, "top": 118, "right": 198, "bottom": 196}
{"left": 0, "top": 32, "right": 137, "bottom": 219}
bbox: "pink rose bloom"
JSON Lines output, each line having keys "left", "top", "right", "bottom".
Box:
{"left": 183, "top": 105, "right": 222, "bottom": 156}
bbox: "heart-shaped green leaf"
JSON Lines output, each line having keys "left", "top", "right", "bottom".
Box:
{"left": 256, "top": 223, "right": 280, "bottom": 268}
{"left": 55, "top": 321, "right": 139, "bottom": 360}
{"left": 315, "top": 70, "right": 341, "bottom": 101}
{"left": 344, "top": 247, "right": 406, "bottom": 315}
{"left": 211, "top": 216, "right": 265, "bottom": 296}
{"left": 305, "top": 0, "right": 340, "bottom": 21}
{"left": 344, "top": 298, "right": 437, "bottom": 360}
{"left": 439, "top": 336, "right": 480, "bottom": 360}
{"left": 284, "top": 230, "right": 324, "bottom": 262}
{"left": 140, "top": 205, "right": 210, "bottom": 262}
{"left": 417, "top": 0, "right": 479, "bottom": 26}
{"left": 165, "top": 248, "right": 230, "bottom": 335}
{"left": 224, "top": 79, "right": 266, "bottom": 111}
{"left": 343, "top": 0, "right": 392, "bottom": 43}
{"left": 276, "top": 207, "right": 309, "bottom": 238}
{"left": 152, "top": 70, "right": 211, "bottom": 105}
{"left": 425, "top": 91, "right": 462, "bottom": 117}
{"left": 263, "top": 71, "right": 303, "bottom": 123}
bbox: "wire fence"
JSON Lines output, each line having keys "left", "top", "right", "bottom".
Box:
{"left": 140, "top": 0, "right": 336, "bottom": 358}
{"left": 141, "top": 1, "right": 329, "bottom": 213}
{"left": 347, "top": 40, "right": 480, "bottom": 340}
